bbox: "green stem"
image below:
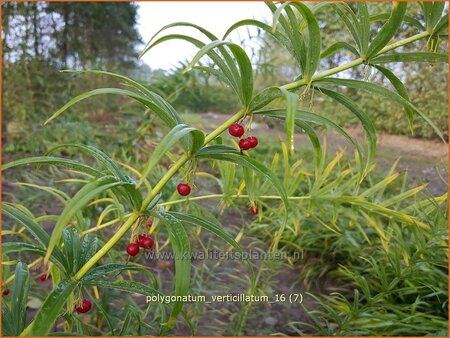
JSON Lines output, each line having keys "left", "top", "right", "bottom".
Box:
{"left": 282, "top": 31, "right": 430, "bottom": 91}
{"left": 73, "top": 110, "right": 246, "bottom": 281}
{"left": 74, "top": 213, "right": 139, "bottom": 280}
{"left": 158, "top": 193, "right": 310, "bottom": 206}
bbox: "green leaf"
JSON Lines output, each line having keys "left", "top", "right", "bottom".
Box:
{"left": 141, "top": 21, "right": 219, "bottom": 58}
{"left": 223, "top": 19, "right": 291, "bottom": 48}
{"left": 2, "top": 204, "right": 68, "bottom": 272}
{"left": 366, "top": 2, "right": 407, "bottom": 58}
{"left": 45, "top": 88, "right": 183, "bottom": 131}
{"left": 332, "top": 3, "right": 362, "bottom": 52}
{"left": 155, "top": 210, "right": 191, "bottom": 328}
{"left": 80, "top": 235, "right": 99, "bottom": 270}
{"left": 82, "top": 263, "right": 157, "bottom": 288}
{"left": 287, "top": 2, "right": 321, "bottom": 79}
{"left": 141, "top": 34, "right": 240, "bottom": 98}
{"left": 168, "top": 211, "right": 255, "bottom": 287}
{"left": 370, "top": 13, "right": 424, "bottom": 30}
{"left": 315, "top": 77, "right": 445, "bottom": 141}
{"left": 2, "top": 156, "right": 101, "bottom": 177}
{"left": 317, "top": 88, "right": 377, "bottom": 174}
{"left": 23, "top": 280, "right": 79, "bottom": 336}
{"left": 45, "top": 176, "right": 125, "bottom": 265}
{"left": 139, "top": 124, "right": 204, "bottom": 186}
{"left": 63, "top": 228, "right": 82, "bottom": 275}
{"left": 196, "top": 146, "right": 289, "bottom": 209}
{"left": 371, "top": 52, "right": 448, "bottom": 64}
{"left": 421, "top": 1, "right": 446, "bottom": 32}
{"left": 433, "top": 14, "right": 448, "bottom": 35}
{"left": 249, "top": 86, "right": 298, "bottom": 153}
{"left": 118, "top": 310, "right": 135, "bottom": 336}
{"left": 2, "top": 302, "right": 14, "bottom": 336}
{"left": 373, "top": 65, "right": 414, "bottom": 131}
{"left": 356, "top": 3, "right": 370, "bottom": 55}
{"left": 85, "top": 280, "right": 160, "bottom": 298}
{"left": 10, "top": 262, "right": 30, "bottom": 336}
{"left": 271, "top": 2, "right": 307, "bottom": 73}
{"left": 2, "top": 243, "right": 67, "bottom": 273}
{"left": 185, "top": 40, "right": 254, "bottom": 108}
{"left": 253, "top": 109, "right": 363, "bottom": 175}
{"left": 45, "top": 144, "right": 124, "bottom": 179}
{"left": 321, "top": 42, "right": 359, "bottom": 59}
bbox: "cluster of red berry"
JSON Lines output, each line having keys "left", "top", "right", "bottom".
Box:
{"left": 228, "top": 123, "right": 258, "bottom": 151}
{"left": 126, "top": 218, "right": 155, "bottom": 257}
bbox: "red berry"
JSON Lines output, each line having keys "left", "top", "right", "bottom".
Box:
{"left": 2, "top": 288, "right": 10, "bottom": 296}
{"left": 248, "top": 136, "right": 258, "bottom": 148}
{"left": 137, "top": 233, "right": 154, "bottom": 249}
{"left": 126, "top": 243, "right": 140, "bottom": 256}
{"left": 75, "top": 299, "right": 92, "bottom": 313}
{"left": 228, "top": 123, "right": 245, "bottom": 137}
{"left": 249, "top": 206, "right": 258, "bottom": 215}
{"left": 177, "top": 183, "right": 191, "bottom": 196}
{"left": 40, "top": 274, "right": 48, "bottom": 282}
{"left": 141, "top": 237, "right": 154, "bottom": 249}
{"left": 146, "top": 219, "right": 153, "bottom": 227}
{"left": 239, "top": 138, "right": 252, "bottom": 151}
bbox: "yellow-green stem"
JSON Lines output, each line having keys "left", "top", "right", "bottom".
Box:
{"left": 158, "top": 193, "right": 310, "bottom": 206}
{"left": 73, "top": 110, "right": 246, "bottom": 281}
{"left": 283, "top": 31, "right": 430, "bottom": 91}
{"left": 74, "top": 213, "right": 140, "bottom": 280}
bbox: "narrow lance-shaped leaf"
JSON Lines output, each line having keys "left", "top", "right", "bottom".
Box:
{"left": 196, "top": 146, "right": 289, "bottom": 209}
{"left": 44, "top": 88, "right": 183, "bottom": 133}
{"left": 372, "top": 64, "right": 414, "bottom": 132}
{"left": 321, "top": 42, "right": 359, "bottom": 59}
{"left": 315, "top": 77, "right": 445, "bottom": 141}
{"left": 2, "top": 243, "right": 67, "bottom": 273}
{"left": 286, "top": 2, "right": 321, "bottom": 79}
{"left": 168, "top": 211, "right": 255, "bottom": 287}
{"left": 356, "top": 3, "right": 370, "bottom": 55}
{"left": 317, "top": 87, "right": 377, "bottom": 174}
{"left": 2, "top": 156, "right": 101, "bottom": 177}
{"left": 142, "top": 34, "right": 240, "bottom": 97}
{"left": 141, "top": 21, "right": 242, "bottom": 86}
{"left": 22, "top": 280, "right": 79, "bottom": 336}
{"left": 63, "top": 228, "right": 82, "bottom": 275}
{"left": 139, "top": 124, "right": 204, "bottom": 186}
{"left": 2, "top": 204, "right": 68, "bottom": 272}
{"left": 332, "top": 3, "right": 362, "bottom": 52}
{"left": 11, "top": 262, "right": 30, "bottom": 336}
{"left": 371, "top": 52, "right": 448, "bottom": 64}
{"left": 269, "top": 2, "right": 305, "bottom": 71}
{"left": 45, "top": 144, "right": 125, "bottom": 180}
{"left": 253, "top": 109, "right": 364, "bottom": 175}
{"left": 249, "top": 86, "right": 298, "bottom": 154}
{"left": 369, "top": 13, "right": 424, "bottom": 30}
{"left": 366, "top": 2, "right": 407, "bottom": 58}
{"left": 82, "top": 263, "right": 157, "bottom": 288}
{"left": 185, "top": 40, "right": 253, "bottom": 108}
{"left": 421, "top": 1, "right": 446, "bottom": 32}
{"left": 45, "top": 176, "right": 125, "bottom": 265}
{"left": 155, "top": 209, "right": 191, "bottom": 328}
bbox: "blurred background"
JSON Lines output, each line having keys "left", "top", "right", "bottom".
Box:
{"left": 2, "top": 2, "right": 447, "bottom": 151}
